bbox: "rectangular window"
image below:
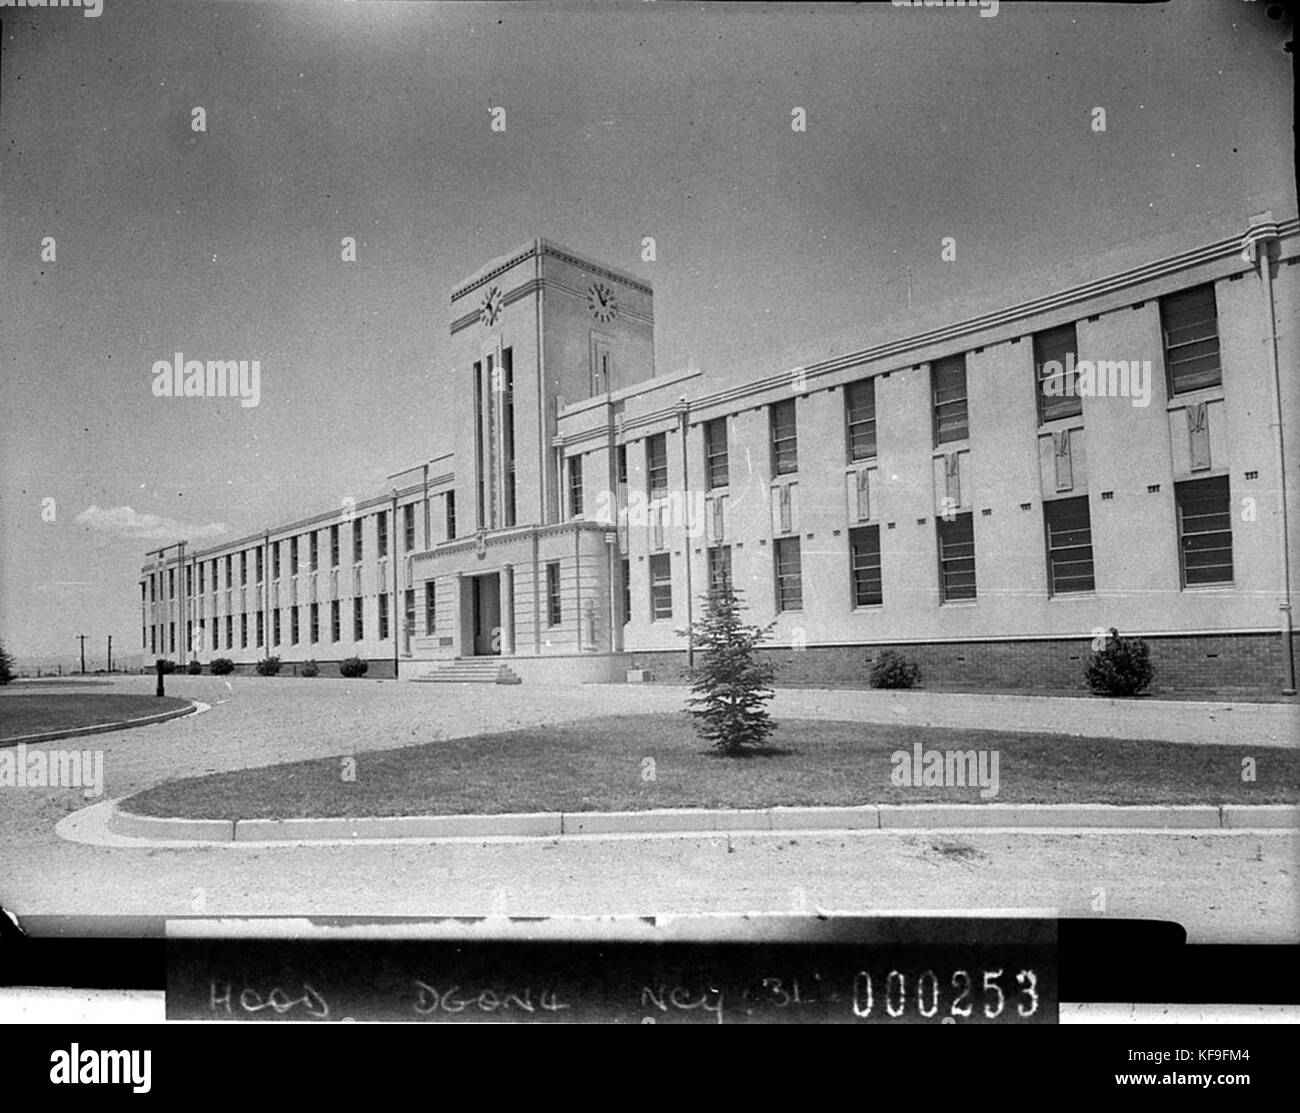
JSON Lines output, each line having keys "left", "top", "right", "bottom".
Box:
{"left": 291, "top": 607, "right": 300, "bottom": 645}
{"left": 1161, "top": 284, "right": 1221, "bottom": 395}
{"left": 186, "top": 566, "right": 193, "bottom": 596}
{"left": 1044, "top": 496, "right": 1096, "bottom": 595}
{"left": 273, "top": 609, "right": 282, "bottom": 645}
{"left": 474, "top": 360, "right": 485, "bottom": 530}
{"left": 225, "top": 555, "right": 233, "bottom": 588}
{"left": 331, "top": 600, "right": 341, "bottom": 643}
{"left": 774, "top": 537, "right": 803, "bottom": 612}
{"left": 546, "top": 562, "right": 562, "bottom": 627}
{"left": 404, "top": 589, "right": 415, "bottom": 639}
{"left": 845, "top": 379, "right": 878, "bottom": 462}
{"left": 1034, "top": 323, "right": 1081, "bottom": 423}
{"left": 377, "top": 513, "right": 389, "bottom": 559}
{"left": 647, "top": 434, "right": 668, "bottom": 497}
{"left": 592, "top": 339, "right": 611, "bottom": 395}
{"left": 169, "top": 623, "right": 176, "bottom": 653}
{"left": 239, "top": 551, "right": 247, "bottom": 585}
{"left": 150, "top": 575, "right": 156, "bottom": 603}
{"left": 307, "top": 602, "right": 317, "bottom": 644}
{"left": 771, "top": 398, "right": 798, "bottom": 475}
{"left": 621, "top": 558, "right": 631, "bottom": 625}
{"left": 404, "top": 504, "right": 416, "bottom": 552}
{"left": 932, "top": 354, "right": 969, "bottom": 445}
{"left": 424, "top": 582, "right": 436, "bottom": 636}
{"left": 272, "top": 543, "right": 281, "bottom": 580}
{"left": 240, "top": 613, "right": 248, "bottom": 648}
{"left": 225, "top": 614, "right": 233, "bottom": 648}
{"left": 150, "top": 627, "right": 156, "bottom": 654}
{"left": 352, "top": 518, "right": 363, "bottom": 563}
{"left": 1176, "top": 475, "right": 1233, "bottom": 585}
{"left": 617, "top": 445, "right": 628, "bottom": 487}
{"left": 937, "top": 512, "right": 977, "bottom": 602}
{"left": 378, "top": 592, "right": 389, "bottom": 640}
{"left": 256, "top": 610, "right": 264, "bottom": 647}
{"left": 255, "top": 548, "right": 264, "bottom": 584}
{"left": 330, "top": 525, "right": 340, "bottom": 568}
{"left": 705, "top": 417, "right": 730, "bottom": 489}
{"left": 199, "top": 563, "right": 206, "bottom": 593}
{"left": 503, "top": 349, "right": 516, "bottom": 527}
{"left": 849, "top": 525, "right": 883, "bottom": 607}
{"left": 309, "top": 532, "right": 319, "bottom": 572}
{"left": 707, "top": 544, "right": 732, "bottom": 590}
{"left": 568, "top": 455, "right": 584, "bottom": 517}
{"left": 446, "top": 491, "right": 457, "bottom": 540}
{"left": 289, "top": 538, "right": 298, "bottom": 575}
{"left": 649, "top": 553, "right": 673, "bottom": 620}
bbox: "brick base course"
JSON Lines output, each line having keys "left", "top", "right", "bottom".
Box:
{"left": 626, "top": 632, "right": 1300, "bottom": 700}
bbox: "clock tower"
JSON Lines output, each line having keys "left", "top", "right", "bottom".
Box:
{"left": 448, "top": 238, "right": 656, "bottom": 532}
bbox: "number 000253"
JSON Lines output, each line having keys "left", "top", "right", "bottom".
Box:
{"left": 850, "top": 968, "right": 1043, "bottom": 1021}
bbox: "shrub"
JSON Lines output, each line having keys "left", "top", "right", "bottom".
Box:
{"left": 209, "top": 657, "right": 235, "bottom": 676}
{"left": 0, "top": 640, "right": 14, "bottom": 685}
{"left": 339, "top": 656, "right": 368, "bottom": 678}
{"left": 186, "top": 659, "right": 203, "bottom": 675}
{"left": 1086, "top": 627, "right": 1153, "bottom": 697}
{"left": 301, "top": 659, "right": 320, "bottom": 678}
{"left": 682, "top": 583, "right": 777, "bottom": 755}
{"left": 255, "top": 656, "right": 281, "bottom": 677}
{"left": 869, "top": 650, "right": 921, "bottom": 689}
{"left": 156, "top": 659, "right": 178, "bottom": 675}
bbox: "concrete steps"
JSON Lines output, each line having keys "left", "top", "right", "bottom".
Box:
{"left": 412, "top": 659, "right": 522, "bottom": 685}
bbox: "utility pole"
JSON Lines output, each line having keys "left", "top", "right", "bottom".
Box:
{"left": 77, "top": 634, "right": 87, "bottom": 676}
{"left": 107, "top": 635, "right": 113, "bottom": 674}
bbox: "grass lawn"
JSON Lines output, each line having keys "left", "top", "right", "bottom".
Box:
{"left": 122, "top": 713, "right": 1300, "bottom": 820}
{"left": 0, "top": 692, "right": 191, "bottom": 742}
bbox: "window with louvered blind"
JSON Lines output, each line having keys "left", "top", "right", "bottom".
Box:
{"left": 1160, "top": 285, "right": 1221, "bottom": 395}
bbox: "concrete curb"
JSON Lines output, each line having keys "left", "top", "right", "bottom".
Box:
{"left": 0, "top": 701, "right": 200, "bottom": 748}
{"left": 106, "top": 801, "right": 1300, "bottom": 844}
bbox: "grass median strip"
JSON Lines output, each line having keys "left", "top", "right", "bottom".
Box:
{"left": 120, "top": 714, "right": 1300, "bottom": 821}
{"left": 0, "top": 692, "right": 192, "bottom": 742}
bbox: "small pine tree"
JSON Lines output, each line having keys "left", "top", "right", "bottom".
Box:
{"left": 0, "top": 640, "right": 14, "bottom": 685}
{"left": 681, "top": 582, "right": 777, "bottom": 755}
{"left": 1086, "top": 627, "right": 1154, "bottom": 697}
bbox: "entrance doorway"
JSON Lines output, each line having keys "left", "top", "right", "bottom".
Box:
{"left": 471, "top": 572, "right": 501, "bottom": 656}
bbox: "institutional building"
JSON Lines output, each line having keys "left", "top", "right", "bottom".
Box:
{"left": 141, "top": 212, "right": 1299, "bottom": 695}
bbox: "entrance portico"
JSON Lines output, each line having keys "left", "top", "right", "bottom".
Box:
{"left": 403, "top": 521, "right": 628, "bottom": 683}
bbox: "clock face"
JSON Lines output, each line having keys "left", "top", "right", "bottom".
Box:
{"left": 480, "top": 285, "right": 502, "bottom": 327}
{"left": 587, "top": 281, "right": 618, "bottom": 323}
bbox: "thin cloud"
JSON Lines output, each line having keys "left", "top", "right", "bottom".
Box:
{"left": 74, "top": 505, "right": 227, "bottom": 543}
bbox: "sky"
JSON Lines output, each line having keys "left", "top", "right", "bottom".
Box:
{"left": 0, "top": 0, "right": 1294, "bottom": 663}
